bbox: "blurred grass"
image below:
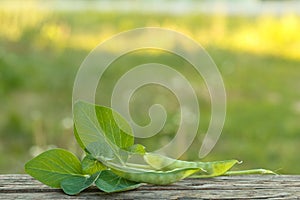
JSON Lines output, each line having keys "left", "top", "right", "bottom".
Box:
{"left": 0, "top": 4, "right": 300, "bottom": 173}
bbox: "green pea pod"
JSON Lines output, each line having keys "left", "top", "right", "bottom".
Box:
{"left": 144, "top": 153, "right": 239, "bottom": 177}
{"left": 111, "top": 165, "right": 201, "bottom": 185}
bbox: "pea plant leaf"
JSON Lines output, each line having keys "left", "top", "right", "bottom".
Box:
{"left": 81, "top": 154, "right": 107, "bottom": 175}
{"left": 25, "top": 148, "right": 83, "bottom": 188}
{"left": 95, "top": 170, "right": 143, "bottom": 193}
{"left": 126, "top": 144, "right": 146, "bottom": 155}
{"left": 73, "top": 101, "right": 134, "bottom": 164}
{"left": 61, "top": 172, "right": 100, "bottom": 195}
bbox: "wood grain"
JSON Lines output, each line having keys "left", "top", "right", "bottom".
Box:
{"left": 0, "top": 174, "right": 299, "bottom": 199}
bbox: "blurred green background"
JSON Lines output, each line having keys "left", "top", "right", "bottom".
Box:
{"left": 0, "top": 0, "right": 300, "bottom": 174}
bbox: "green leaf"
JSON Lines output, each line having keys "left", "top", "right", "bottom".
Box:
{"left": 81, "top": 154, "right": 107, "bottom": 175}
{"left": 144, "top": 153, "right": 238, "bottom": 177}
{"left": 73, "top": 101, "right": 134, "bottom": 163}
{"left": 95, "top": 170, "right": 143, "bottom": 193}
{"left": 74, "top": 125, "right": 86, "bottom": 151}
{"left": 126, "top": 144, "right": 146, "bottom": 155}
{"left": 61, "top": 172, "right": 100, "bottom": 195}
{"left": 25, "top": 148, "right": 82, "bottom": 188}
{"left": 86, "top": 141, "right": 115, "bottom": 161}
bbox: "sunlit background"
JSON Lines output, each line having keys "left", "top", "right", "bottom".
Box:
{"left": 0, "top": 0, "right": 300, "bottom": 174}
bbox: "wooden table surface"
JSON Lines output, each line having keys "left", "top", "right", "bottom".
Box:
{"left": 0, "top": 174, "right": 299, "bottom": 199}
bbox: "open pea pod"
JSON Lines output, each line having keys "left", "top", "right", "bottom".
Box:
{"left": 144, "top": 153, "right": 239, "bottom": 177}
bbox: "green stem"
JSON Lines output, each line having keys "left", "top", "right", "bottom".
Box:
{"left": 224, "top": 169, "right": 276, "bottom": 176}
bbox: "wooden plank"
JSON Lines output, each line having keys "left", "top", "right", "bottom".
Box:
{"left": 0, "top": 174, "right": 299, "bottom": 199}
